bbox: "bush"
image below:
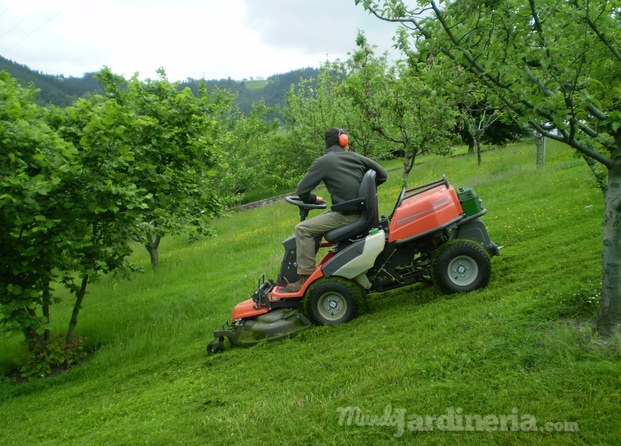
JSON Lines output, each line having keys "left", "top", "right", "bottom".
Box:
{"left": 19, "top": 334, "right": 87, "bottom": 380}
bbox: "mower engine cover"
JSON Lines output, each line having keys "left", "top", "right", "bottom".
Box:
{"left": 389, "top": 184, "right": 462, "bottom": 243}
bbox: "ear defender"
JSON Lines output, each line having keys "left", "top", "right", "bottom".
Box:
{"left": 338, "top": 128, "right": 349, "bottom": 147}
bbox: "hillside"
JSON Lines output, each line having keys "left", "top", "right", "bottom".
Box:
{"left": 0, "top": 56, "right": 102, "bottom": 106}
{"left": 0, "top": 55, "right": 318, "bottom": 113}
{"left": 180, "top": 67, "right": 319, "bottom": 115}
{"left": 0, "top": 141, "right": 619, "bottom": 445}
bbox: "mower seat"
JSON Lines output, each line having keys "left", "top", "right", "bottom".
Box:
{"left": 325, "top": 169, "right": 379, "bottom": 244}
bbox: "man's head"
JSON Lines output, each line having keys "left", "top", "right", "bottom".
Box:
{"left": 325, "top": 128, "right": 349, "bottom": 149}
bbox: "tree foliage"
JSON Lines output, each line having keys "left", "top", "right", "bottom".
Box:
{"left": 1, "top": 67, "right": 231, "bottom": 370}
{"left": 340, "top": 31, "right": 459, "bottom": 185}
{"left": 105, "top": 69, "right": 230, "bottom": 267}
{"left": 0, "top": 72, "right": 81, "bottom": 347}
{"left": 284, "top": 31, "right": 460, "bottom": 186}
{"left": 213, "top": 102, "right": 294, "bottom": 204}
{"left": 358, "top": 0, "right": 621, "bottom": 334}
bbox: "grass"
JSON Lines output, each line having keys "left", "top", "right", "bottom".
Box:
{"left": 1, "top": 141, "right": 619, "bottom": 445}
{"left": 243, "top": 79, "right": 269, "bottom": 90}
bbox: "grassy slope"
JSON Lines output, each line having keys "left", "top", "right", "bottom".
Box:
{"left": 1, "top": 142, "right": 619, "bottom": 445}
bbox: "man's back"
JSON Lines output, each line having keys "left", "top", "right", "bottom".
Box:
{"left": 297, "top": 145, "right": 388, "bottom": 205}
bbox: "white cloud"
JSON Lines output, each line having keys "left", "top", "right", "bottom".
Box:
{"left": 0, "top": 0, "right": 402, "bottom": 81}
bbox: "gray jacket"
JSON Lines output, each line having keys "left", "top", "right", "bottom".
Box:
{"left": 296, "top": 145, "right": 388, "bottom": 206}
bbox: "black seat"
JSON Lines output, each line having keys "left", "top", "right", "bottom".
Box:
{"left": 325, "top": 170, "right": 379, "bottom": 244}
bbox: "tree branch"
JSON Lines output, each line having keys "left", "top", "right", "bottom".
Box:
{"left": 529, "top": 120, "right": 612, "bottom": 167}
{"left": 366, "top": 0, "right": 615, "bottom": 168}
{"left": 572, "top": 0, "right": 621, "bottom": 64}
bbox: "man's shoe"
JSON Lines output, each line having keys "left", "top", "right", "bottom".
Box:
{"left": 284, "top": 275, "right": 310, "bottom": 293}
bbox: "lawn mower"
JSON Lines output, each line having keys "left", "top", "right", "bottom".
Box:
{"left": 207, "top": 171, "right": 500, "bottom": 354}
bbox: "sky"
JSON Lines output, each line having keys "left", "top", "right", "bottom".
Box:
{"left": 0, "top": 0, "right": 403, "bottom": 81}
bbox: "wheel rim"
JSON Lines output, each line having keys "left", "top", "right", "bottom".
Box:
{"left": 447, "top": 255, "right": 479, "bottom": 287}
{"left": 316, "top": 291, "right": 348, "bottom": 322}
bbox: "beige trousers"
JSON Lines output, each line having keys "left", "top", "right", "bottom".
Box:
{"left": 294, "top": 211, "right": 359, "bottom": 275}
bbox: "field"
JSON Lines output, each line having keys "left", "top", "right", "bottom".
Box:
{"left": 0, "top": 141, "right": 619, "bottom": 445}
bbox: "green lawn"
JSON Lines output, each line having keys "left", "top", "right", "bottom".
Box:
{"left": 1, "top": 141, "right": 619, "bottom": 445}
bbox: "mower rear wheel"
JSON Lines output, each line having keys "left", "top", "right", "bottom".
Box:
{"left": 307, "top": 280, "right": 359, "bottom": 325}
{"left": 432, "top": 240, "right": 491, "bottom": 294}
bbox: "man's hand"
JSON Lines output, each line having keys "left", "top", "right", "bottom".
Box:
{"left": 315, "top": 196, "right": 327, "bottom": 205}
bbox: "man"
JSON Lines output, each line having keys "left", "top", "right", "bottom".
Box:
{"left": 285, "top": 127, "right": 388, "bottom": 292}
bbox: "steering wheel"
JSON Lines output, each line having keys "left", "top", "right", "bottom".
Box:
{"left": 285, "top": 195, "right": 327, "bottom": 221}
{"left": 285, "top": 195, "right": 327, "bottom": 210}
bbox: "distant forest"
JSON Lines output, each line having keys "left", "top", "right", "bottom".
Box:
{"left": 0, "top": 55, "right": 319, "bottom": 114}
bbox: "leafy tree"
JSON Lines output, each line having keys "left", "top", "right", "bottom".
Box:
{"left": 0, "top": 72, "right": 82, "bottom": 351}
{"left": 48, "top": 94, "right": 148, "bottom": 343}
{"left": 214, "top": 102, "right": 288, "bottom": 204}
{"left": 280, "top": 66, "right": 363, "bottom": 189}
{"left": 358, "top": 0, "right": 621, "bottom": 335}
{"left": 445, "top": 71, "right": 530, "bottom": 155}
{"left": 335, "top": 33, "right": 397, "bottom": 159}
{"left": 1, "top": 65, "right": 232, "bottom": 374}
{"left": 284, "top": 67, "right": 350, "bottom": 151}
{"left": 342, "top": 31, "right": 458, "bottom": 185}
{"left": 85, "top": 69, "right": 230, "bottom": 269}
{"left": 461, "top": 97, "right": 502, "bottom": 166}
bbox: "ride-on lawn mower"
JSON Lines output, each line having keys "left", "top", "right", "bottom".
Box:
{"left": 207, "top": 171, "right": 500, "bottom": 354}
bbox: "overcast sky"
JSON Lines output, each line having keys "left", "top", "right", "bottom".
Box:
{"left": 0, "top": 0, "right": 402, "bottom": 81}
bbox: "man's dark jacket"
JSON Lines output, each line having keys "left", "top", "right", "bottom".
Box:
{"left": 296, "top": 145, "right": 388, "bottom": 206}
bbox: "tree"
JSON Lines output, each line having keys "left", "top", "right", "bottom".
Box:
{"left": 0, "top": 71, "right": 143, "bottom": 363}
{"left": 284, "top": 66, "right": 352, "bottom": 155}
{"left": 463, "top": 100, "right": 502, "bottom": 166}
{"left": 213, "top": 102, "right": 288, "bottom": 204}
{"left": 0, "top": 72, "right": 82, "bottom": 351}
{"left": 342, "top": 31, "right": 458, "bottom": 185}
{"left": 48, "top": 93, "right": 149, "bottom": 344}
{"left": 88, "top": 69, "right": 230, "bottom": 269}
{"left": 332, "top": 33, "right": 396, "bottom": 159}
{"left": 358, "top": 0, "right": 621, "bottom": 334}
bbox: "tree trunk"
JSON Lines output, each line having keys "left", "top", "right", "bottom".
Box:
{"left": 535, "top": 133, "right": 546, "bottom": 169}
{"left": 598, "top": 164, "right": 621, "bottom": 336}
{"left": 22, "top": 316, "right": 40, "bottom": 353}
{"left": 66, "top": 275, "right": 89, "bottom": 344}
{"left": 465, "top": 117, "right": 477, "bottom": 155}
{"left": 476, "top": 137, "right": 482, "bottom": 166}
{"left": 42, "top": 284, "right": 51, "bottom": 342}
{"left": 145, "top": 233, "right": 162, "bottom": 269}
{"left": 402, "top": 150, "right": 416, "bottom": 188}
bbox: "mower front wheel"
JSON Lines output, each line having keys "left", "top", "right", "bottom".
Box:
{"left": 207, "top": 336, "right": 225, "bottom": 355}
{"left": 432, "top": 240, "right": 491, "bottom": 294}
{"left": 307, "top": 280, "right": 359, "bottom": 326}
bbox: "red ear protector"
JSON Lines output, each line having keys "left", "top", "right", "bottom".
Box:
{"left": 338, "top": 128, "right": 349, "bottom": 147}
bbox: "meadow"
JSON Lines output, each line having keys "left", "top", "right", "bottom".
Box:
{"left": 0, "top": 141, "right": 619, "bottom": 445}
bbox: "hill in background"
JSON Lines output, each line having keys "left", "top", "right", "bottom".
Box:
{"left": 0, "top": 55, "right": 318, "bottom": 113}
{"left": 0, "top": 56, "right": 101, "bottom": 106}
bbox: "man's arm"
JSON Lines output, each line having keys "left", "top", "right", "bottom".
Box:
{"left": 295, "top": 159, "right": 324, "bottom": 204}
{"left": 363, "top": 156, "right": 388, "bottom": 185}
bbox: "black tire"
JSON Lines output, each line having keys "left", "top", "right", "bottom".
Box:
{"left": 307, "top": 280, "right": 359, "bottom": 325}
{"left": 432, "top": 240, "right": 491, "bottom": 294}
{"left": 206, "top": 337, "right": 225, "bottom": 355}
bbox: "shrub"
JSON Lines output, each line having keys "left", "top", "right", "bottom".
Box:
{"left": 19, "top": 334, "right": 87, "bottom": 380}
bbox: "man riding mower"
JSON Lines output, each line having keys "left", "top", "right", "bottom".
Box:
{"left": 207, "top": 134, "right": 499, "bottom": 354}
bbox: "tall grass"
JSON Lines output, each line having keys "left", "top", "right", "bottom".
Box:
{"left": 0, "top": 141, "right": 618, "bottom": 445}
